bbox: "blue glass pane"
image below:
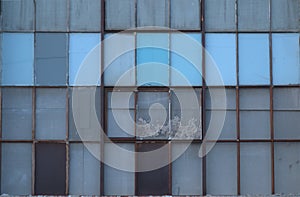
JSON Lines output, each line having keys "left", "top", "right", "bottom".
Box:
{"left": 272, "top": 34, "right": 300, "bottom": 85}
{"left": 69, "top": 33, "right": 100, "bottom": 86}
{"left": 104, "top": 34, "right": 135, "bottom": 86}
{"left": 206, "top": 34, "right": 236, "bottom": 86}
{"left": 2, "top": 33, "right": 34, "bottom": 85}
{"left": 239, "top": 34, "right": 270, "bottom": 85}
{"left": 171, "top": 33, "right": 202, "bottom": 86}
{"left": 137, "top": 33, "right": 169, "bottom": 86}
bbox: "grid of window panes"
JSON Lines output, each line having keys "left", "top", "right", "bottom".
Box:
{"left": 0, "top": 0, "right": 299, "bottom": 196}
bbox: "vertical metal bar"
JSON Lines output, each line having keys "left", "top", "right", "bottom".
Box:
{"left": 0, "top": 87, "right": 2, "bottom": 193}
{"left": 31, "top": 87, "right": 36, "bottom": 195}
{"left": 200, "top": 0, "right": 206, "bottom": 195}
{"left": 235, "top": 0, "right": 241, "bottom": 195}
{"left": 168, "top": 141, "right": 172, "bottom": 195}
{"left": 269, "top": 0, "right": 275, "bottom": 193}
{"left": 65, "top": 88, "right": 69, "bottom": 195}
{"left": 134, "top": 1, "right": 138, "bottom": 194}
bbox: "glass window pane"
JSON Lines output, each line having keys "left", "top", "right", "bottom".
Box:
{"left": 239, "top": 34, "right": 270, "bottom": 85}
{"left": 206, "top": 110, "right": 237, "bottom": 139}
{"left": 35, "top": 143, "right": 66, "bottom": 195}
{"left": 137, "top": 33, "right": 169, "bottom": 86}
{"left": 104, "top": 34, "right": 135, "bottom": 86}
{"left": 274, "top": 111, "right": 300, "bottom": 139}
{"left": 272, "top": 34, "right": 300, "bottom": 85}
{"left": 2, "top": 0, "right": 34, "bottom": 31}
{"left": 172, "top": 143, "right": 202, "bottom": 195}
{"left": 206, "top": 143, "right": 237, "bottom": 195}
{"left": 240, "top": 111, "right": 270, "bottom": 139}
{"left": 70, "top": 0, "right": 101, "bottom": 31}
{"left": 36, "top": 0, "right": 67, "bottom": 31}
{"left": 137, "top": 143, "right": 169, "bottom": 195}
{"left": 240, "top": 143, "right": 271, "bottom": 194}
{"left": 36, "top": 88, "right": 66, "bottom": 140}
{"left": 206, "top": 88, "right": 236, "bottom": 110}
{"left": 105, "top": 0, "right": 135, "bottom": 30}
{"left": 273, "top": 88, "right": 300, "bottom": 110}
{"left": 170, "top": 0, "right": 200, "bottom": 30}
{"left": 69, "top": 143, "right": 100, "bottom": 195}
{"left": 239, "top": 88, "right": 270, "bottom": 110}
{"left": 2, "top": 33, "right": 34, "bottom": 85}
{"left": 1, "top": 143, "right": 32, "bottom": 195}
{"left": 275, "top": 142, "right": 300, "bottom": 194}
{"left": 104, "top": 143, "right": 135, "bottom": 195}
{"left": 137, "top": 92, "right": 169, "bottom": 139}
{"left": 108, "top": 110, "right": 135, "bottom": 137}
{"left": 69, "top": 87, "right": 101, "bottom": 141}
{"left": 205, "top": 0, "right": 236, "bottom": 31}
{"left": 35, "top": 33, "right": 67, "bottom": 86}
{"left": 206, "top": 33, "right": 236, "bottom": 85}
{"left": 69, "top": 33, "right": 100, "bottom": 86}
{"left": 137, "top": 0, "right": 169, "bottom": 27}
{"left": 238, "top": 0, "right": 270, "bottom": 31}
{"left": 171, "top": 89, "right": 201, "bottom": 139}
{"left": 170, "top": 33, "right": 202, "bottom": 86}
{"left": 2, "top": 88, "right": 32, "bottom": 140}
{"left": 271, "top": 0, "right": 299, "bottom": 31}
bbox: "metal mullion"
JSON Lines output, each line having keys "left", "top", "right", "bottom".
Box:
{"left": 65, "top": 86, "right": 69, "bottom": 195}
{"left": 32, "top": 86, "right": 36, "bottom": 195}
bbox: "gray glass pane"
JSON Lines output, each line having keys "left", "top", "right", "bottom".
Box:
{"left": 172, "top": 143, "right": 202, "bottom": 195}
{"left": 105, "top": 0, "right": 135, "bottom": 30}
{"left": 36, "top": 88, "right": 66, "bottom": 140}
{"left": 104, "top": 34, "right": 135, "bottom": 86}
{"left": 70, "top": 0, "right": 101, "bottom": 31}
{"left": 104, "top": 143, "right": 135, "bottom": 195}
{"left": 275, "top": 142, "right": 300, "bottom": 194}
{"left": 238, "top": 0, "right": 270, "bottom": 31}
{"left": 240, "top": 143, "right": 271, "bottom": 195}
{"left": 2, "top": 88, "right": 32, "bottom": 140}
{"left": 69, "top": 87, "right": 101, "bottom": 141}
{"left": 274, "top": 111, "right": 300, "bottom": 139}
{"left": 36, "top": 0, "right": 67, "bottom": 31}
{"left": 2, "top": 33, "right": 34, "bottom": 85}
{"left": 239, "top": 88, "right": 270, "bottom": 110}
{"left": 274, "top": 88, "right": 300, "bottom": 110}
{"left": 1, "top": 143, "right": 32, "bottom": 195}
{"left": 138, "top": 92, "right": 169, "bottom": 109}
{"left": 239, "top": 34, "right": 270, "bottom": 85}
{"left": 272, "top": 0, "right": 299, "bottom": 31}
{"left": 206, "top": 110, "right": 236, "bottom": 140}
{"left": 137, "top": 0, "right": 169, "bottom": 27}
{"left": 272, "top": 34, "right": 300, "bottom": 85}
{"left": 170, "top": 0, "right": 200, "bottom": 30}
{"left": 2, "top": 0, "right": 34, "bottom": 31}
{"left": 240, "top": 111, "right": 270, "bottom": 139}
{"left": 206, "top": 88, "right": 236, "bottom": 110}
{"left": 35, "top": 33, "right": 67, "bottom": 85}
{"left": 107, "top": 109, "right": 135, "bottom": 137}
{"left": 206, "top": 143, "right": 237, "bottom": 195}
{"left": 205, "top": 0, "right": 236, "bottom": 31}
{"left": 69, "top": 143, "right": 100, "bottom": 195}
{"left": 107, "top": 91, "right": 134, "bottom": 109}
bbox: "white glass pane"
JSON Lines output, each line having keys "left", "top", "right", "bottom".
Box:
{"left": 272, "top": 34, "right": 300, "bottom": 85}
{"left": 172, "top": 143, "right": 202, "bottom": 195}
{"left": 104, "top": 143, "right": 135, "bottom": 195}
{"left": 2, "top": 33, "right": 34, "bottom": 85}
{"left": 206, "top": 143, "right": 237, "bottom": 195}
{"left": 240, "top": 143, "right": 271, "bottom": 194}
{"left": 69, "top": 33, "right": 100, "bottom": 86}
{"left": 104, "top": 34, "right": 135, "bottom": 86}
{"left": 1, "top": 143, "right": 32, "bottom": 195}
{"left": 239, "top": 34, "right": 270, "bottom": 85}
{"left": 137, "top": 33, "right": 169, "bottom": 86}
{"left": 171, "top": 33, "right": 202, "bottom": 86}
{"left": 69, "top": 143, "right": 100, "bottom": 195}
{"left": 206, "top": 33, "right": 236, "bottom": 85}
{"left": 275, "top": 143, "right": 300, "bottom": 194}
